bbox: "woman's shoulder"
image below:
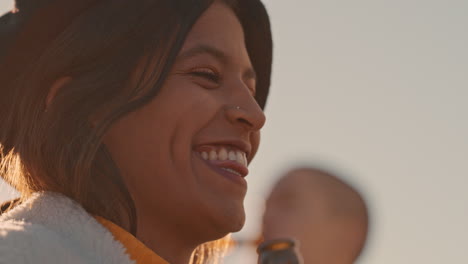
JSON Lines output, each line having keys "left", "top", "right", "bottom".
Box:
{"left": 0, "top": 192, "right": 135, "bottom": 264}
{"left": 0, "top": 218, "right": 92, "bottom": 263}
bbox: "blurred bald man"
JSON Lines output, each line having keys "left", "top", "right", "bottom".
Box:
{"left": 262, "top": 168, "right": 369, "bottom": 264}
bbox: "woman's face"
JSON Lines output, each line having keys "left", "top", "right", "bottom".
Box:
{"left": 104, "top": 2, "right": 265, "bottom": 240}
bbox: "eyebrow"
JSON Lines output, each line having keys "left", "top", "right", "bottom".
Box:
{"left": 177, "top": 44, "right": 257, "bottom": 82}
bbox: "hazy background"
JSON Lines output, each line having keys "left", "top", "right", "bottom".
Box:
{"left": 1, "top": 1, "right": 467, "bottom": 263}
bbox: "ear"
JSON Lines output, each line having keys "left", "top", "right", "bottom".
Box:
{"left": 45, "top": 76, "right": 72, "bottom": 110}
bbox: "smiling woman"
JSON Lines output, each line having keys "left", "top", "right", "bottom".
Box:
{"left": 0, "top": 0, "right": 272, "bottom": 263}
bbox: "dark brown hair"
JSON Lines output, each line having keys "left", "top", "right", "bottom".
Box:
{"left": 0, "top": 0, "right": 272, "bottom": 239}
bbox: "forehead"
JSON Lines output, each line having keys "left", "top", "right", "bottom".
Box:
{"left": 179, "top": 2, "right": 249, "bottom": 62}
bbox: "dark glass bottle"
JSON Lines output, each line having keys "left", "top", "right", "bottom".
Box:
{"left": 257, "top": 238, "right": 303, "bottom": 264}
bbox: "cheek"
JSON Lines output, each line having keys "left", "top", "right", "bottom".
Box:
{"left": 249, "top": 131, "right": 261, "bottom": 162}
{"left": 102, "top": 108, "right": 167, "bottom": 182}
{"left": 105, "top": 77, "right": 219, "bottom": 182}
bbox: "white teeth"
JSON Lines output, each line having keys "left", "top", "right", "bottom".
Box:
{"left": 218, "top": 148, "right": 228, "bottom": 160}
{"left": 209, "top": 150, "right": 217, "bottom": 161}
{"left": 228, "top": 151, "right": 237, "bottom": 161}
{"left": 236, "top": 151, "right": 246, "bottom": 166}
{"left": 199, "top": 147, "right": 247, "bottom": 166}
{"left": 222, "top": 168, "right": 242, "bottom": 176}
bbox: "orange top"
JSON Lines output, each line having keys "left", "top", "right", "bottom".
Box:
{"left": 95, "top": 216, "right": 169, "bottom": 264}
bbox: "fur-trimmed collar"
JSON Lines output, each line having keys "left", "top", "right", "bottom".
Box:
{"left": 0, "top": 192, "right": 134, "bottom": 264}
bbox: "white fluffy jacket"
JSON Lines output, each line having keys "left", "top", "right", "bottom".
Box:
{"left": 0, "top": 192, "right": 135, "bottom": 264}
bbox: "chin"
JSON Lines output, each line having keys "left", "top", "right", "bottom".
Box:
{"left": 207, "top": 205, "right": 246, "bottom": 240}
{"left": 229, "top": 213, "right": 246, "bottom": 233}
{"left": 222, "top": 204, "right": 246, "bottom": 233}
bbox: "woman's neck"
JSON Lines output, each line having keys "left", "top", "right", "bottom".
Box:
{"left": 136, "top": 213, "right": 199, "bottom": 264}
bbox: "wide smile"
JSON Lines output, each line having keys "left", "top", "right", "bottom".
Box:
{"left": 194, "top": 144, "right": 249, "bottom": 186}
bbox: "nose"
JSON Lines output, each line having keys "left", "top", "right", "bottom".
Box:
{"left": 225, "top": 94, "right": 266, "bottom": 132}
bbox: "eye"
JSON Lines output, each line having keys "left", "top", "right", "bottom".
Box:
{"left": 249, "top": 86, "right": 257, "bottom": 97}
{"left": 190, "top": 68, "right": 220, "bottom": 83}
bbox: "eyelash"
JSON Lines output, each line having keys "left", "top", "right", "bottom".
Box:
{"left": 189, "top": 68, "right": 256, "bottom": 96}
{"left": 190, "top": 68, "right": 220, "bottom": 83}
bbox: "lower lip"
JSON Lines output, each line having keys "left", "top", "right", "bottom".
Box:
{"left": 196, "top": 153, "right": 247, "bottom": 187}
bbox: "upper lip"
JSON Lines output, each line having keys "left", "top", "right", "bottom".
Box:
{"left": 195, "top": 139, "right": 252, "bottom": 160}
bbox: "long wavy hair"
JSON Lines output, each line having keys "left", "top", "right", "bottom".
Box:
{"left": 0, "top": 0, "right": 272, "bottom": 263}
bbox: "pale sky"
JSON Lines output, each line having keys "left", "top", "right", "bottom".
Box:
{"left": 1, "top": 1, "right": 467, "bottom": 263}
